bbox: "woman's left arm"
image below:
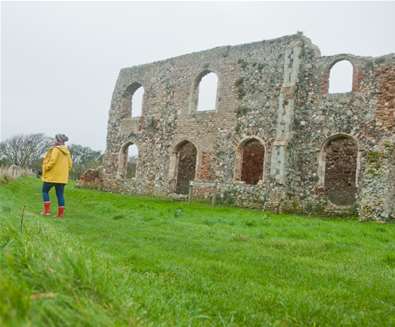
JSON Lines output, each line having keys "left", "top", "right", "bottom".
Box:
{"left": 45, "top": 148, "right": 59, "bottom": 171}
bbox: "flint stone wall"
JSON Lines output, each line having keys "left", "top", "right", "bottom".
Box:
{"left": 102, "top": 32, "right": 395, "bottom": 220}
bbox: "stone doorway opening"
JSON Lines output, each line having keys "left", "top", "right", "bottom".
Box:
{"left": 175, "top": 141, "right": 197, "bottom": 194}
{"left": 323, "top": 135, "right": 358, "bottom": 206}
{"left": 240, "top": 138, "right": 265, "bottom": 185}
{"left": 118, "top": 142, "right": 139, "bottom": 179}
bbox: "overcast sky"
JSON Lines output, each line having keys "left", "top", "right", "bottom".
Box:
{"left": 2, "top": 1, "right": 395, "bottom": 151}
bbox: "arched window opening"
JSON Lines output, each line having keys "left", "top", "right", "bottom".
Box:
{"left": 324, "top": 136, "right": 357, "bottom": 205}
{"left": 240, "top": 139, "right": 265, "bottom": 185}
{"left": 119, "top": 143, "right": 139, "bottom": 178}
{"left": 175, "top": 141, "right": 197, "bottom": 194}
{"left": 197, "top": 72, "right": 218, "bottom": 111}
{"left": 328, "top": 60, "right": 353, "bottom": 94}
{"left": 131, "top": 86, "right": 144, "bottom": 117}
{"left": 126, "top": 144, "right": 139, "bottom": 178}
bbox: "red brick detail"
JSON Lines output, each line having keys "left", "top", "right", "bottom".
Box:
{"left": 241, "top": 140, "right": 264, "bottom": 185}
{"left": 321, "top": 70, "right": 330, "bottom": 95}
{"left": 352, "top": 69, "right": 363, "bottom": 92}
{"left": 375, "top": 65, "right": 395, "bottom": 131}
{"left": 196, "top": 152, "right": 215, "bottom": 180}
{"left": 78, "top": 168, "right": 103, "bottom": 189}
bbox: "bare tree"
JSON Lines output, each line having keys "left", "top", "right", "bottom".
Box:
{"left": 69, "top": 144, "right": 102, "bottom": 179}
{"left": 0, "top": 134, "right": 52, "bottom": 168}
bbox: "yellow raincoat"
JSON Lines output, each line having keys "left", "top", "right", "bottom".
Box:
{"left": 42, "top": 145, "right": 73, "bottom": 184}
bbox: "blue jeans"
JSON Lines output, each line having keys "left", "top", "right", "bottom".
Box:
{"left": 42, "top": 182, "right": 65, "bottom": 206}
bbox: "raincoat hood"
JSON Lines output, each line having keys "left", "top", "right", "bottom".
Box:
{"left": 56, "top": 145, "right": 71, "bottom": 156}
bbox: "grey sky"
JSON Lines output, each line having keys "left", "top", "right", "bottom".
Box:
{"left": 2, "top": 1, "right": 395, "bottom": 151}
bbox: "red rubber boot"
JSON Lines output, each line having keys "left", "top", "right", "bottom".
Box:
{"left": 56, "top": 206, "right": 65, "bottom": 218}
{"left": 42, "top": 202, "right": 51, "bottom": 216}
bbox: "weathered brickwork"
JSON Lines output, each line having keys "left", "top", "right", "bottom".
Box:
{"left": 175, "top": 141, "right": 197, "bottom": 195}
{"left": 324, "top": 136, "right": 358, "bottom": 206}
{"left": 77, "top": 168, "right": 104, "bottom": 190}
{"left": 98, "top": 33, "right": 395, "bottom": 221}
{"left": 375, "top": 66, "right": 395, "bottom": 131}
{"left": 240, "top": 139, "right": 265, "bottom": 185}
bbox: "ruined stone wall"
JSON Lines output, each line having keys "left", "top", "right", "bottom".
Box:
{"left": 102, "top": 33, "right": 395, "bottom": 220}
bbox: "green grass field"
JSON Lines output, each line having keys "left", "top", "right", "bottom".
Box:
{"left": 1, "top": 177, "right": 394, "bottom": 326}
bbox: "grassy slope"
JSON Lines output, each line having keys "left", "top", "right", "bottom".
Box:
{"left": 0, "top": 177, "right": 394, "bottom": 326}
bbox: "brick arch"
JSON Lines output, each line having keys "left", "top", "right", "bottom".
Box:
{"left": 318, "top": 133, "right": 359, "bottom": 206}
{"left": 321, "top": 57, "right": 361, "bottom": 94}
{"left": 235, "top": 136, "right": 266, "bottom": 185}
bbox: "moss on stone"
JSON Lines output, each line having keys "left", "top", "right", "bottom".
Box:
{"left": 367, "top": 151, "right": 383, "bottom": 163}
{"left": 235, "top": 106, "right": 249, "bottom": 117}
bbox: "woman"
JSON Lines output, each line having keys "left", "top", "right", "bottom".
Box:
{"left": 42, "top": 134, "right": 72, "bottom": 218}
